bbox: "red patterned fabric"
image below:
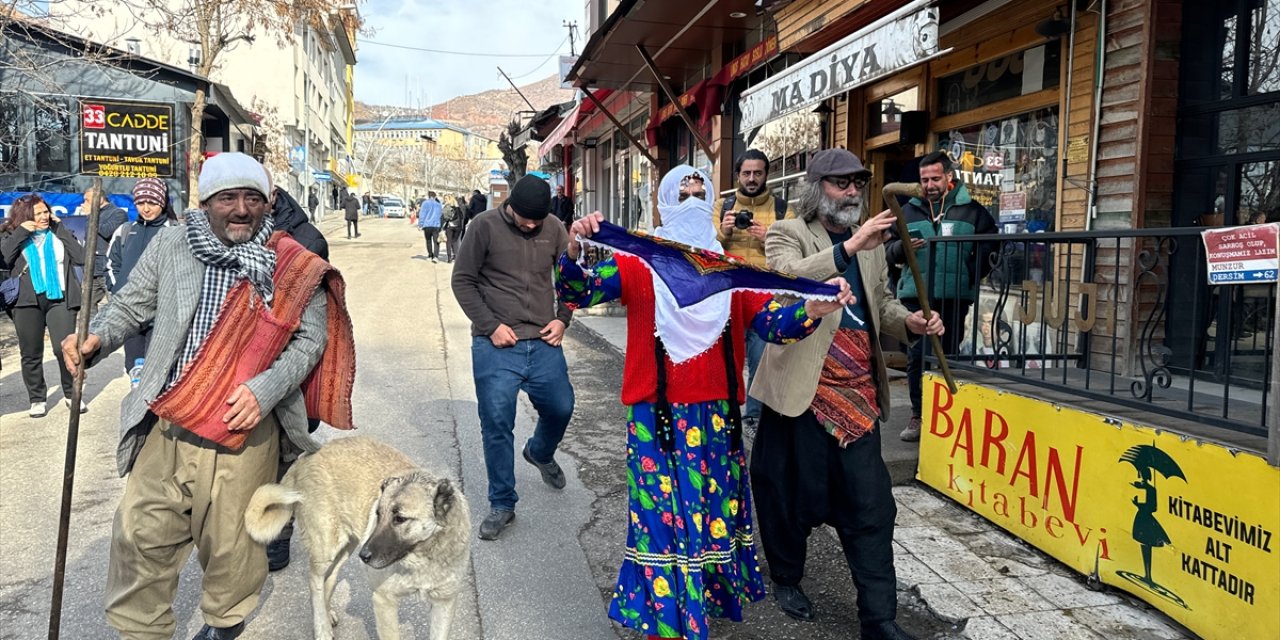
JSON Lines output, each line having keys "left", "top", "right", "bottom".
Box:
{"left": 151, "top": 233, "right": 354, "bottom": 449}
{"left": 810, "top": 328, "right": 881, "bottom": 447}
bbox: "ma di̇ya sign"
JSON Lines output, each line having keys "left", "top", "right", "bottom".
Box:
{"left": 80, "top": 100, "right": 174, "bottom": 178}
{"left": 917, "top": 374, "right": 1278, "bottom": 640}
{"left": 738, "top": 6, "right": 939, "bottom": 131}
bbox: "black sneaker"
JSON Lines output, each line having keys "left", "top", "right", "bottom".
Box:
{"left": 522, "top": 443, "right": 566, "bottom": 489}
{"left": 191, "top": 622, "right": 245, "bottom": 640}
{"left": 267, "top": 537, "right": 290, "bottom": 572}
{"left": 774, "top": 583, "right": 814, "bottom": 621}
{"left": 478, "top": 510, "right": 515, "bottom": 540}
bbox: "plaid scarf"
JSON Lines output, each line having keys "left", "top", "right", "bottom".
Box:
{"left": 170, "top": 209, "right": 276, "bottom": 386}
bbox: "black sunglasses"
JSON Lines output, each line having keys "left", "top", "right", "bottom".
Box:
{"left": 822, "top": 174, "right": 870, "bottom": 191}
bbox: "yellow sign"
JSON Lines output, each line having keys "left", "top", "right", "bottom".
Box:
{"left": 917, "top": 374, "right": 1279, "bottom": 640}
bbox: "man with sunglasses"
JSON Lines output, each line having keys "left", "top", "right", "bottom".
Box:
{"left": 884, "top": 151, "right": 997, "bottom": 442}
{"left": 750, "top": 149, "right": 942, "bottom": 640}
{"left": 712, "top": 149, "right": 793, "bottom": 430}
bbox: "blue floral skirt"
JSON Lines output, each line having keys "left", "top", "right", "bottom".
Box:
{"left": 609, "top": 401, "right": 766, "bottom": 640}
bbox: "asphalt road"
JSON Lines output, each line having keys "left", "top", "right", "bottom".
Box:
{"left": 0, "top": 215, "right": 949, "bottom": 639}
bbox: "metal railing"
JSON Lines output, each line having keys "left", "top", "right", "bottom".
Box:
{"left": 913, "top": 228, "right": 1275, "bottom": 444}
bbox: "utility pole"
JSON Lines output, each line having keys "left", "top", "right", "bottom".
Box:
{"left": 564, "top": 20, "right": 578, "bottom": 56}
{"left": 497, "top": 67, "right": 538, "bottom": 112}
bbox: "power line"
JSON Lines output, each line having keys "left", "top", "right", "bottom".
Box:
{"left": 362, "top": 39, "right": 562, "bottom": 58}
{"left": 506, "top": 35, "right": 569, "bottom": 80}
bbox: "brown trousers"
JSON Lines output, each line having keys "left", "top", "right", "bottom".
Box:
{"left": 104, "top": 415, "right": 280, "bottom": 639}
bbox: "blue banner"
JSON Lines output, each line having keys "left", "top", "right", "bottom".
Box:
{"left": 0, "top": 191, "right": 138, "bottom": 222}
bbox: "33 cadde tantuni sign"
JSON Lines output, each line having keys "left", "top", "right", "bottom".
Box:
{"left": 738, "top": 5, "right": 940, "bottom": 131}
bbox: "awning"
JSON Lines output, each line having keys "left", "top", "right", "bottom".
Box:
{"left": 566, "top": 0, "right": 764, "bottom": 91}
{"left": 208, "top": 83, "right": 256, "bottom": 127}
{"left": 738, "top": 3, "right": 944, "bottom": 131}
{"left": 537, "top": 103, "right": 582, "bottom": 159}
{"left": 644, "top": 35, "right": 779, "bottom": 144}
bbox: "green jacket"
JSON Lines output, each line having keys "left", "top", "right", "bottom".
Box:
{"left": 885, "top": 183, "right": 998, "bottom": 301}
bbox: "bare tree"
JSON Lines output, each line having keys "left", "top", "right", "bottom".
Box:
{"left": 498, "top": 119, "right": 527, "bottom": 183}
{"left": 248, "top": 97, "right": 290, "bottom": 177}
{"left": 121, "top": 0, "right": 360, "bottom": 206}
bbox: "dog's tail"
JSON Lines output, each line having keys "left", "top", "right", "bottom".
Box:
{"left": 244, "top": 483, "right": 303, "bottom": 544}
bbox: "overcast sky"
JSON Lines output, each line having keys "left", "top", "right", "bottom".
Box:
{"left": 354, "top": 0, "right": 582, "bottom": 108}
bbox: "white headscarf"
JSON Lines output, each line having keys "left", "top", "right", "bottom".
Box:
{"left": 650, "top": 165, "right": 731, "bottom": 363}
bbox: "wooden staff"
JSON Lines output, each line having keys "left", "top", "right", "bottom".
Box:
{"left": 883, "top": 182, "right": 958, "bottom": 395}
{"left": 48, "top": 177, "right": 103, "bottom": 639}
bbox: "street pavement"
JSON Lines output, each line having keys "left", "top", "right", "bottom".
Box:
{"left": 0, "top": 214, "right": 1190, "bottom": 640}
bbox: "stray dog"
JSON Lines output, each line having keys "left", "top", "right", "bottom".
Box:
{"left": 245, "top": 437, "right": 471, "bottom": 640}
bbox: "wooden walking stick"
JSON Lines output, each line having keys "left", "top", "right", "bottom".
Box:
{"left": 882, "top": 182, "right": 958, "bottom": 395}
{"left": 48, "top": 177, "right": 103, "bottom": 639}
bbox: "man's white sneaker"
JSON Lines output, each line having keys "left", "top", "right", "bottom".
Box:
{"left": 64, "top": 398, "right": 88, "bottom": 414}
{"left": 29, "top": 402, "right": 47, "bottom": 418}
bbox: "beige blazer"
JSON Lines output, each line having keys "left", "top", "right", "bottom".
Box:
{"left": 750, "top": 215, "right": 913, "bottom": 418}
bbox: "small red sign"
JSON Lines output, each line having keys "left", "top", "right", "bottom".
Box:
{"left": 1201, "top": 223, "right": 1279, "bottom": 284}
{"left": 82, "top": 103, "right": 105, "bottom": 129}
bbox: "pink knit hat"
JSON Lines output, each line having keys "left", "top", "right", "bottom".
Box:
{"left": 132, "top": 178, "right": 167, "bottom": 206}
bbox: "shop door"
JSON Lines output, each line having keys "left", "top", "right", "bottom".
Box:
{"left": 867, "top": 144, "right": 919, "bottom": 211}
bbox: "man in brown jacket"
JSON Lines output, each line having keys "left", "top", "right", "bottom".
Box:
{"left": 451, "top": 174, "right": 575, "bottom": 541}
{"left": 750, "top": 149, "right": 942, "bottom": 640}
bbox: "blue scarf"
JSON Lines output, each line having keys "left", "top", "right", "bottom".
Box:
{"left": 23, "top": 230, "right": 62, "bottom": 300}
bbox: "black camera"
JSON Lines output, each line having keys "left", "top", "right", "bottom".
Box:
{"left": 734, "top": 210, "right": 754, "bottom": 230}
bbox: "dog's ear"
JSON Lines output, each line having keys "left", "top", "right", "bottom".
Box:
{"left": 381, "top": 476, "right": 402, "bottom": 492}
{"left": 433, "top": 479, "right": 456, "bottom": 520}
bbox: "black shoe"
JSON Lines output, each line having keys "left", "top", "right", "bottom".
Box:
{"left": 522, "top": 443, "right": 566, "bottom": 489}
{"left": 860, "top": 620, "right": 916, "bottom": 640}
{"left": 478, "top": 510, "right": 515, "bottom": 540}
{"left": 191, "top": 622, "right": 245, "bottom": 640}
{"left": 774, "top": 583, "right": 814, "bottom": 621}
{"left": 267, "top": 537, "right": 291, "bottom": 572}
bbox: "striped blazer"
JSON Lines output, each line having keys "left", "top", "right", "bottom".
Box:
{"left": 88, "top": 227, "right": 328, "bottom": 475}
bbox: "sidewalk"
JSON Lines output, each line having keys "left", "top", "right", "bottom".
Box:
{"left": 573, "top": 313, "right": 1194, "bottom": 640}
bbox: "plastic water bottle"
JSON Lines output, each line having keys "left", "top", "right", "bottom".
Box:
{"left": 129, "top": 358, "right": 145, "bottom": 388}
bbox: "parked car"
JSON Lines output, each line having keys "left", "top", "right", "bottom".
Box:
{"left": 380, "top": 196, "right": 406, "bottom": 218}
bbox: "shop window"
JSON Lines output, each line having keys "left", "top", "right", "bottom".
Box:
{"left": 34, "top": 99, "right": 71, "bottom": 175}
{"left": 752, "top": 109, "right": 821, "bottom": 179}
{"left": 1239, "top": 160, "right": 1280, "bottom": 223}
{"left": 937, "top": 107, "right": 1059, "bottom": 232}
{"left": 1249, "top": 0, "right": 1280, "bottom": 95}
{"left": 1215, "top": 103, "right": 1280, "bottom": 155}
{"left": 936, "top": 41, "right": 1061, "bottom": 117}
{"left": 0, "top": 95, "right": 21, "bottom": 176}
{"left": 868, "top": 88, "right": 918, "bottom": 137}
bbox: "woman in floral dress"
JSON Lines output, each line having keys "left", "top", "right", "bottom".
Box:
{"left": 556, "top": 167, "right": 852, "bottom": 640}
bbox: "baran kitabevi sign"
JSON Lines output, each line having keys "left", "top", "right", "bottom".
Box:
{"left": 80, "top": 100, "right": 174, "bottom": 178}
{"left": 738, "top": 6, "right": 939, "bottom": 131}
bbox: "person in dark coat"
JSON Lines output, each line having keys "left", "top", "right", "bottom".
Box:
{"left": 467, "top": 190, "right": 488, "bottom": 224}
{"left": 551, "top": 185, "right": 574, "bottom": 229}
{"left": 443, "top": 195, "right": 465, "bottom": 262}
{"left": 307, "top": 187, "right": 320, "bottom": 222}
{"left": 82, "top": 184, "right": 129, "bottom": 314}
{"left": 105, "top": 178, "right": 179, "bottom": 371}
{"left": 272, "top": 187, "right": 330, "bottom": 260}
{"left": 343, "top": 192, "right": 361, "bottom": 239}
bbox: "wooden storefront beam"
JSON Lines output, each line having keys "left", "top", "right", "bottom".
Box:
{"left": 635, "top": 44, "right": 716, "bottom": 161}
{"left": 582, "top": 88, "right": 659, "bottom": 168}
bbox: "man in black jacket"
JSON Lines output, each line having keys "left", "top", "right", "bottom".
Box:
{"left": 272, "top": 187, "right": 330, "bottom": 260}
{"left": 83, "top": 184, "right": 129, "bottom": 315}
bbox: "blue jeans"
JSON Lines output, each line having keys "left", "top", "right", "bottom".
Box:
{"left": 744, "top": 330, "right": 766, "bottom": 420}
{"left": 472, "top": 337, "right": 575, "bottom": 511}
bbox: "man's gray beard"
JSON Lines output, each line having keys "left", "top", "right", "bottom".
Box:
{"left": 818, "top": 193, "right": 862, "bottom": 228}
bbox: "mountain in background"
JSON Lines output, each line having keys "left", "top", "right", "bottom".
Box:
{"left": 354, "top": 74, "right": 575, "bottom": 141}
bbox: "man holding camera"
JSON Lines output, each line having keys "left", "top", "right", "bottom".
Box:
{"left": 714, "top": 149, "right": 793, "bottom": 428}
